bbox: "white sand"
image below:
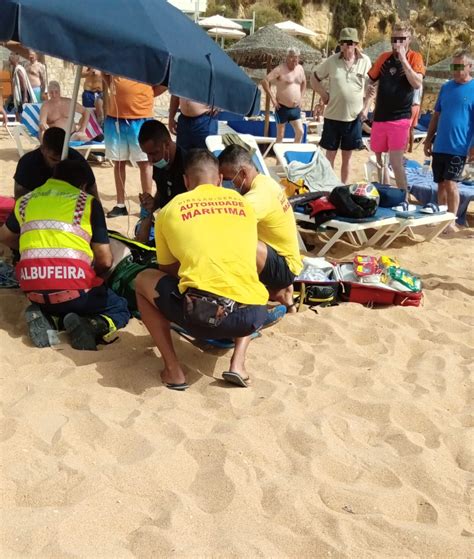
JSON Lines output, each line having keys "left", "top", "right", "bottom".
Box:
{"left": 0, "top": 131, "right": 473, "bottom": 558}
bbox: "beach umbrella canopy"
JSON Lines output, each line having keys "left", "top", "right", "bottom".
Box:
{"left": 199, "top": 14, "right": 243, "bottom": 31}
{"left": 226, "top": 25, "right": 321, "bottom": 69}
{"left": 208, "top": 28, "right": 246, "bottom": 40}
{"left": 0, "top": 0, "right": 260, "bottom": 116}
{"left": 275, "top": 21, "right": 317, "bottom": 38}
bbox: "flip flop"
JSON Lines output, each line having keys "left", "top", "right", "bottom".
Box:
{"left": 420, "top": 203, "right": 447, "bottom": 214}
{"left": 222, "top": 371, "right": 248, "bottom": 387}
{"left": 163, "top": 382, "right": 189, "bottom": 391}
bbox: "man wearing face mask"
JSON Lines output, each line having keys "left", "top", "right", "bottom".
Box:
{"left": 361, "top": 22, "right": 425, "bottom": 191}
{"left": 135, "top": 120, "right": 187, "bottom": 243}
{"left": 218, "top": 145, "right": 302, "bottom": 312}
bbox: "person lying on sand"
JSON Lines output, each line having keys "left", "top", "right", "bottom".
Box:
{"left": 218, "top": 144, "right": 302, "bottom": 312}
{"left": 134, "top": 149, "right": 269, "bottom": 390}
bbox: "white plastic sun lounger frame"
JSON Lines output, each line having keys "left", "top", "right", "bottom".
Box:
{"left": 367, "top": 211, "right": 455, "bottom": 248}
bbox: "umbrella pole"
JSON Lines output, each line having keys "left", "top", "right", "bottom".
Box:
{"left": 61, "top": 64, "right": 83, "bottom": 161}
{"left": 264, "top": 57, "right": 271, "bottom": 137}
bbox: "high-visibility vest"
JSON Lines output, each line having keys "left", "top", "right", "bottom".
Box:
{"left": 15, "top": 179, "right": 103, "bottom": 292}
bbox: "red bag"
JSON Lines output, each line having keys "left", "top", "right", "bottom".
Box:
{"left": 0, "top": 196, "right": 15, "bottom": 225}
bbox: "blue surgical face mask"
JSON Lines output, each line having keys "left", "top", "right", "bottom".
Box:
{"left": 222, "top": 179, "right": 237, "bottom": 190}
{"left": 153, "top": 158, "right": 168, "bottom": 169}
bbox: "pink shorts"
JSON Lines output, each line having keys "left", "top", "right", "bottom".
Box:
{"left": 370, "top": 119, "right": 411, "bottom": 152}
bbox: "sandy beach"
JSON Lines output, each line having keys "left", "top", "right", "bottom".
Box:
{"left": 0, "top": 130, "right": 473, "bottom": 558}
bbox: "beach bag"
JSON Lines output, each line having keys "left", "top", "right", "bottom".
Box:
{"left": 329, "top": 186, "right": 377, "bottom": 218}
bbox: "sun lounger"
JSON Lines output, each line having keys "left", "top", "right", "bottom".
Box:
{"left": 406, "top": 166, "right": 474, "bottom": 226}
{"left": 12, "top": 103, "right": 106, "bottom": 160}
{"left": 205, "top": 133, "right": 271, "bottom": 176}
{"left": 366, "top": 206, "right": 455, "bottom": 248}
{"left": 273, "top": 142, "right": 318, "bottom": 169}
{"left": 295, "top": 207, "right": 399, "bottom": 256}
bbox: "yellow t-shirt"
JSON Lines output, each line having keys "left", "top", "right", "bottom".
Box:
{"left": 107, "top": 77, "right": 154, "bottom": 119}
{"left": 245, "top": 175, "right": 302, "bottom": 276}
{"left": 154, "top": 184, "right": 268, "bottom": 305}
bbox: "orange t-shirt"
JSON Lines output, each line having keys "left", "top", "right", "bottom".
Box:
{"left": 107, "top": 77, "right": 154, "bottom": 119}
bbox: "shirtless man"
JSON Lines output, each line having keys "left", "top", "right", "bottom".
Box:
{"left": 261, "top": 47, "right": 306, "bottom": 143}
{"left": 168, "top": 95, "right": 218, "bottom": 151}
{"left": 82, "top": 68, "right": 104, "bottom": 123}
{"left": 39, "top": 81, "right": 89, "bottom": 142}
{"left": 24, "top": 50, "right": 46, "bottom": 102}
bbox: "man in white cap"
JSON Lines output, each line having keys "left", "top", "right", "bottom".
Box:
{"left": 311, "top": 28, "right": 371, "bottom": 183}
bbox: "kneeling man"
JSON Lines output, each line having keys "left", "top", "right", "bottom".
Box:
{"left": 0, "top": 161, "right": 130, "bottom": 350}
{"left": 218, "top": 145, "right": 302, "bottom": 311}
{"left": 135, "top": 149, "right": 268, "bottom": 390}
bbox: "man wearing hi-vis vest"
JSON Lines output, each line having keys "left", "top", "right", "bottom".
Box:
{"left": 0, "top": 160, "right": 130, "bottom": 350}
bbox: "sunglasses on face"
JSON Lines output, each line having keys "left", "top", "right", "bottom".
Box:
{"left": 450, "top": 64, "right": 467, "bottom": 70}
{"left": 340, "top": 40, "right": 357, "bottom": 46}
{"left": 391, "top": 37, "right": 407, "bottom": 43}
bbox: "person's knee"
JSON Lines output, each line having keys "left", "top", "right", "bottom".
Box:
{"left": 135, "top": 268, "right": 160, "bottom": 298}
{"left": 256, "top": 241, "right": 268, "bottom": 272}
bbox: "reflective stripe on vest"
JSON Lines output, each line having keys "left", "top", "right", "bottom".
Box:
{"left": 16, "top": 180, "right": 101, "bottom": 292}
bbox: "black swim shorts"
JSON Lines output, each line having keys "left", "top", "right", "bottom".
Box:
{"left": 259, "top": 244, "right": 296, "bottom": 290}
{"left": 153, "top": 275, "right": 267, "bottom": 339}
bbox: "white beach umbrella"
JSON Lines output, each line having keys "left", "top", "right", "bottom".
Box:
{"left": 199, "top": 14, "right": 243, "bottom": 31}
{"left": 275, "top": 20, "right": 317, "bottom": 38}
{"left": 208, "top": 27, "right": 246, "bottom": 40}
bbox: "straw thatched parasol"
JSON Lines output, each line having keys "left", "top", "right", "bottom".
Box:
{"left": 226, "top": 25, "right": 321, "bottom": 69}
{"left": 226, "top": 25, "right": 321, "bottom": 134}
{"left": 426, "top": 56, "right": 455, "bottom": 79}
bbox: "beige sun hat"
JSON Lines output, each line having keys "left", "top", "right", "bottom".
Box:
{"left": 339, "top": 28, "right": 359, "bottom": 43}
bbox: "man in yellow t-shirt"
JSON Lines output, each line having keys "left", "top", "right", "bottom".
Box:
{"left": 218, "top": 145, "right": 302, "bottom": 312}
{"left": 135, "top": 149, "right": 268, "bottom": 391}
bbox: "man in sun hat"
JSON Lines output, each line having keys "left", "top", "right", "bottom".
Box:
{"left": 311, "top": 28, "right": 371, "bottom": 183}
{"left": 361, "top": 22, "right": 425, "bottom": 191}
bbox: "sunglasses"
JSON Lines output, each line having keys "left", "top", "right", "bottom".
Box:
{"left": 391, "top": 37, "right": 407, "bottom": 43}
{"left": 340, "top": 40, "right": 357, "bottom": 46}
{"left": 450, "top": 63, "right": 467, "bottom": 70}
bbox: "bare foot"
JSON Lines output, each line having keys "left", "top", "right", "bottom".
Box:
{"left": 442, "top": 224, "right": 459, "bottom": 235}
{"left": 227, "top": 363, "right": 251, "bottom": 385}
{"left": 160, "top": 365, "right": 186, "bottom": 386}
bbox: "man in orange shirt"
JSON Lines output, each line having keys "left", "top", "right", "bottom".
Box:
{"left": 104, "top": 76, "right": 166, "bottom": 217}
{"left": 361, "top": 23, "right": 425, "bottom": 190}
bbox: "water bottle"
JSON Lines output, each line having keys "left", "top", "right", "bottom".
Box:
{"left": 422, "top": 158, "right": 431, "bottom": 175}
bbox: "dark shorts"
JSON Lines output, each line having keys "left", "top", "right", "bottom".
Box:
{"left": 259, "top": 244, "right": 296, "bottom": 290}
{"left": 38, "top": 285, "right": 130, "bottom": 329}
{"left": 275, "top": 104, "right": 301, "bottom": 124}
{"left": 432, "top": 153, "right": 467, "bottom": 183}
{"left": 153, "top": 275, "right": 267, "bottom": 339}
{"left": 82, "top": 90, "right": 103, "bottom": 108}
{"left": 320, "top": 117, "right": 362, "bottom": 151}
{"left": 176, "top": 112, "right": 218, "bottom": 151}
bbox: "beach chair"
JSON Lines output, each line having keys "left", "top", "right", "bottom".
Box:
{"left": 295, "top": 208, "right": 400, "bottom": 256}
{"left": 367, "top": 207, "right": 455, "bottom": 248}
{"left": 205, "top": 133, "right": 271, "bottom": 176}
{"left": 12, "top": 103, "right": 106, "bottom": 159}
{"left": 274, "top": 145, "right": 409, "bottom": 254}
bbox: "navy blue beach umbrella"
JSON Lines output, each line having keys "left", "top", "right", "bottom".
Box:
{"left": 0, "top": 0, "right": 260, "bottom": 115}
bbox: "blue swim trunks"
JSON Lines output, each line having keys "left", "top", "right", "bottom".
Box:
{"left": 176, "top": 112, "right": 218, "bottom": 151}
{"left": 275, "top": 104, "right": 301, "bottom": 124}
{"left": 82, "top": 90, "right": 103, "bottom": 108}
{"left": 104, "top": 116, "right": 150, "bottom": 162}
